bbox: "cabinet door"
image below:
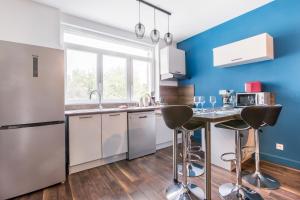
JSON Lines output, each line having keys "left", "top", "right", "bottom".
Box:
{"left": 69, "top": 114, "right": 102, "bottom": 166}
{"left": 155, "top": 113, "right": 173, "bottom": 145}
{"left": 102, "top": 112, "right": 127, "bottom": 158}
{"left": 169, "top": 47, "right": 186, "bottom": 75}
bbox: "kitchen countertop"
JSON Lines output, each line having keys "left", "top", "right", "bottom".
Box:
{"left": 65, "top": 106, "right": 164, "bottom": 116}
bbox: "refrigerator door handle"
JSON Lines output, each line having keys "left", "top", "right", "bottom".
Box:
{"left": 0, "top": 121, "right": 65, "bottom": 130}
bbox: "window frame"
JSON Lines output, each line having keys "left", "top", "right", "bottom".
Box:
{"left": 64, "top": 30, "right": 154, "bottom": 105}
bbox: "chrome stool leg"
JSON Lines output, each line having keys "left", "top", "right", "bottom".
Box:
{"left": 243, "top": 130, "right": 280, "bottom": 189}
{"left": 178, "top": 131, "right": 205, "bottom": 177}
{"left": 219, "top": 131, "right": 263, "bottom": 200}
{"left": 166, "top": 130, "right": 205, "bottom": 200}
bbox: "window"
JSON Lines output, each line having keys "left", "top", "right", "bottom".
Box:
{"left": 132, "top": 59, "right": 152, "bottom": 100}
{"left": 64, "top": 30, "right": 154, "bottom": 104}
{"left": 66, "top": 49, "right": 97, "bottom": 104}
{"left": 64, "top": 32, "right": 153, "bottom": 58}
{"left": 102, "top": 55, "right": 127, "bottom": 101}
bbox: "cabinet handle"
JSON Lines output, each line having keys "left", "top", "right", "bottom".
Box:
{"left": 231, "top": 58, "right": 243, "bottom": 62}
{"left": 175, "top": 71, "right": 182, "bottom": 74}
{"left": 109, "top": 113, "right": 121, "bottom": 117}
{"left": 139, "top": 116, "right": 147, "bottom": 119}
{"left": 79, "top": 116, "right": 93, "bottom": 119}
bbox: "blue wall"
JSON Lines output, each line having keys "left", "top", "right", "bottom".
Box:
{"left": 178, "top": 0, "right": 300, "bottom": 169}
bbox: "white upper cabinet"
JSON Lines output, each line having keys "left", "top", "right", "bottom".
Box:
{"left": 101, "top": 112, "right": 128, "bottom": 158}
{"left": 160, "top": 46, "right": 186, "bottom": 80}
{"left": 213, "top": 33, "right": 274, "bottom": 68}
{"left": 69, "top": 114, "right": 102, "bottom": 166}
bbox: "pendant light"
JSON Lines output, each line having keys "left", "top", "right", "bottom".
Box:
{"left": 150, "top": 8, "right": 160, "bottom": 44}
{"left": 135, "top": 1, "right": 145, "bottom": 39}
{"left": 164, "top": 15, "right": 173, "bottom": 45}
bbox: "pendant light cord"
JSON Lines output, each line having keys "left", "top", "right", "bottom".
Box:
{"left": 139, "top": 1, "right": 141, "bottom": 23}
{"left": 168, "top": 15, "right": 170, "bottom": 33}
{"left": 154, "top": 8, "right": 156, "bottom": 28}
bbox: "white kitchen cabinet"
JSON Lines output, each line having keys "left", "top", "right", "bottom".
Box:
{"left": 101, "top": 112, "right": 128, "bottom": 158}
{"left": 69, "top": 114, "right": 102, "bottom": 166}
{"left": 155, "top": 112, "right": 173, "bottom": 147}
{"left": 201, "top": 124, "right": 254, "bottom": 171}
{"left": 160, "top": 46, "right": 186, "bottom": 80}
{"left": 213, "top": 33, "right": 274, "bottom": 68}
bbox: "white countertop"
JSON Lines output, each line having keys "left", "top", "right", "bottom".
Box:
{"left": 65, "top": 106, "right": 163, "bottom": 116}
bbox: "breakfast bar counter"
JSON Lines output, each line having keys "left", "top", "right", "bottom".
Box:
{"left": 192, "top": 108, "right": 241, "bottom": 199}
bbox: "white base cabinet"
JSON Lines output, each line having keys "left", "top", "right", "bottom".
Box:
{"left": 101, "top": 112, "right": 128, "bottom": 158}
{"left": 155, "top": 113, "right": 173, "bottom": 147}
{"left": 201, "top": 124, "right": 254, "bottom": 171}
{"left": 69, "top": 114, "right": 102, "bottom": 166}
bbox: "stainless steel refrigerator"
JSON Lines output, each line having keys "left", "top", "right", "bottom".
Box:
{"left": 0, "top": 40, "right": 65, "bottom": 199}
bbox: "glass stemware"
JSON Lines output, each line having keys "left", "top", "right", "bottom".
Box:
{"left": 199, "top": 96, "right": 205, "bottom": 112}
{"left": 210, "top": 96, "right": 217, "bottom": 111}
{"left": 194, "top": 96, "right": 200, "bottom": 111}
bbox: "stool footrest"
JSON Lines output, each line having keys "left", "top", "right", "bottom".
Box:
{"left": 220, "top": 152, "right": 236, "bottom": 162}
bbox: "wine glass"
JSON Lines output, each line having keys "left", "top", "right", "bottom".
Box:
{"left": 199, "top": 96, "right": 205, "bottom": 112}
{"left": 194, "top": 96, "right": 200, "bottom": 111}
{"left": 210, "top": 96, "right": 217, "bottom": 111}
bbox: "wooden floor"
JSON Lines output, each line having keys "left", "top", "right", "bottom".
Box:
{"left": 14, "top": 147, "right": 300, "bottom": 200}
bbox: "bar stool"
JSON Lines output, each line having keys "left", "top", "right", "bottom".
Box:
{"left": 215, "top": 106, "right": 267, "bottom": 200}
{"left": 161, "top": 105, "right": 205, "bottom": 200}
{"left": 178, "top": 118, "right": 205, "bottom": 177}
{"left": 243, "top": 105, "right": 282, "bottom": 189}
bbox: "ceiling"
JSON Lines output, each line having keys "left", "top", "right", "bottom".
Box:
{"left": 33, "top": 0, "right": 273, "bottom": 42}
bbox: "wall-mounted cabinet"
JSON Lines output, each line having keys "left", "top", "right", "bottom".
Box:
{"left": 213, "top": 33, "right": 274, "bottom": 68}
{"left": 160, "top": 46, "right": 186, "bottom": 80}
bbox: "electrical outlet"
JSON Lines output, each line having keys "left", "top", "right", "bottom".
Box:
{"left": 276, "top": 143, "right": 284, "bottom": 151}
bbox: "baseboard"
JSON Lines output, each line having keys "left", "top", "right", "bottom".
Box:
{"left": 156, "top": 141, "right": 173, "bottom": 150}
{"left": 260, "top": 152, "right": 300, "bottom": 170}
{"left": 69, "top": 153, "right": 127, "bottom": 174}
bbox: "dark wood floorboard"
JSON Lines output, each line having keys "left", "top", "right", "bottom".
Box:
{"left": 13, "top": 147, "right": 300, "bottom": 200}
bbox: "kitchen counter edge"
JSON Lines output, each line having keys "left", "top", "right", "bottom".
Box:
{"left": 64, "top": 106, "right": 164, "bottom": 116}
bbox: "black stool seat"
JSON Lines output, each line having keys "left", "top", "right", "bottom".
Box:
{"left": 215, "top": 120, "right": 250, "bottom": 130}
{"left": 183, "top": 119, "right": 205, "bottom": 131}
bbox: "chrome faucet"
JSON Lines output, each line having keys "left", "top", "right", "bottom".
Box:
{"left": 89, "top": 89, "right": 103, "bottom": 109}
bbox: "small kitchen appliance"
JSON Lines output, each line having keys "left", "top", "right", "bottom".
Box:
{"left": 219, "top": 90, "right": 235, "bottom": 108}
{"left": 236, "top": 92, "right": 275, "bottom": 107}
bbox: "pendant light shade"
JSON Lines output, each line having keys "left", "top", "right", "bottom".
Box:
{"left": 135, "top": 23, "right": 145, "bottom": 39}
{"left": 164, "top": 15, "right": 173, "bottom": 45}
{"left": 134, "top": 0, "right": 173, "bottom": 44}
{"left": 164, "top": 32, "right": 173, "bottom": 45}
{"left": 150, "top": 9, "right": 160, "bottom": 44}
{"left": 135, "top": 1, "right": 145, "bottom": 39}
{"left": 150, "top": 29, "right": 160, "bottom": 43}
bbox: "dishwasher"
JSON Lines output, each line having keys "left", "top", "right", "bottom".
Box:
{"left": 127, "top": 111, "right": 156, "bottom": 160}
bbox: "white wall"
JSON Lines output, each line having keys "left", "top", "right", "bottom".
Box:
{"left": 61, "top": 13, "right": 154, "bottom": 46}
{"left": 0, "top": 0, "right": 61, "bottom": 49}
